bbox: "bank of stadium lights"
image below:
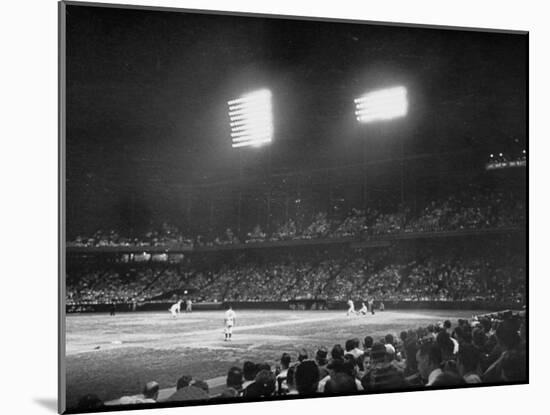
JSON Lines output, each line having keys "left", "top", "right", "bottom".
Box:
{"left": 228, "top": 89, "right": 273, "bottom": 148}
{"left": 354, "top": 86, "right": 408, "bottom": 124}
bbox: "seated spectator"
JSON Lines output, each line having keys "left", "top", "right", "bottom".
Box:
{"left": 430, "top": 372, "right": 466, "bottom": 387}
{"left": 436, "top": 330, "right": 456, "bottom": 363}
{"left": 298, "top": 349, "right": 309, "bottom": 363}
{"left": 176, "top": 375, "right": 193, "bottom": 390}
{"left": 276, "top": 353, "right": 292, "bottom": 394}
{"left": 286, "top": 364, "right": 299, "bottom": 395}
{"left": 243, "top": 370, "right": 276, "bottom": 398}
{"left": 316, "top": 347, "right": 329, "bottom": 378}
{"left": 295, "top": 360, "right": 320, "bottom": 395}
{"left": 318, "top": 357, "right": 363, "bottom": 392}
{"left": 457, "top": 344, "right": 482, "bottom": 384}
{"left": 483, "top": 319, "right": 522, "bottom": 382}
{"left": 500, "top": 350, "right": 527, "bottom": 382}
{"left": 331, "top": 344, "right": 345, "bottom": 361}
{"left": 225, "top": 367, "right": 243, "bottom": 395}
{"left": 361, "top": 343, "right": 406, "bottom": 391}
{"left": 166, "top": 378, "right": 209, "bottom": 402}
{"left": 242, "top": 361, "right": 258, "bottom": 389}
{"left": 345, "top": 338, "right": 364, "bottom": 360}
{"left": 77, "top": 394, "right": 105, "bottom": 411}
{"left": 120, "top": 381, "right": 160, "bottom": 404}
{"left": 416, "top": 342, "right": 443, "bottom": 386}
{"left": 325, "top": 372, "right": 358, "bottom": 394}
{"left": 384, "top": 334, "right": 396, "bottom": 357}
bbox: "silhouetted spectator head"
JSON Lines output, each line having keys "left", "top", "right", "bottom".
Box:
{"left": 364, "top": 336, "right": 374, "bottom": 349}
{"left": 226, "top": 367, "right": 243, "bottom": 390}
{"left": 501, "top": 350, "right": 527, "bottom": 382}
{"left": 191, "top": 380, "right": 209, "bottom": 394}
{"left": 143, "top": 381, "right": 160, "bottom": 401}
{"left": 325, "top": 372, "right": 358, "bottom": 394}
{"left": 416, "top": 342, "right": 442, "bottom": 382}
{"left": 286, "top": 364, "right": 297, "bottom": 392}
{"left": 444, "top": 320, "right": 452, "bottom": 331}
{"left": 496, "top": 320, "right": 521, "bottom": 350}
{"left": 370, "top": 342, "right": 387, "bottom": 363}
{"left": 247, "top": 369, "right": 275, "bottom": 397}
{"left": 316, "top": 347, "right": 328, "bottom": 366}
{"left": 257, "top": 362, "right": 271, "bottom": 372}
{"left": 77, "top": 394, "right": 104, "bottom": 411}
{"left": 331, "top": 344, "right": 345, "bottom": 360}
{"left": 436, "top": 330, "right": 455, "bottom": 361}
{"left": 243, "top": 361, "right": 258, "bottom": 381}
{"left": 457, "top": 343, "right": 481, "bottom": 376}
{"left": 295, "top": 360, "right": 319, "bottom": 395}
{"left": 385, "top": 334, "right": 394, "bottom": 345}
{"left": 298, "top": 349, "right": 309, "bottom": 362}
{"left": 400, "top": 331, "right": 408, "bottom": 343}
{"left": 220, "top": 387, "right": 239, "bottom": 398}
{"left": 280, "top": 353, "right": 292, "bottom": 369}
{"left": 472, "top": 328, "right": 487, "bottom": 348}
{"left": 176, "top": 375, "right": 193, "bottom": 390}
{"left": 431, "top": 372, "right": 465, "bottom": 387}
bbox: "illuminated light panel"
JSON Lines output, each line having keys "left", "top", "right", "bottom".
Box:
{"left": 354, "top": 86, "right": 408, "bottom": 123}
{"left": 227, "top": 89, "right": 273, "bottom": 148}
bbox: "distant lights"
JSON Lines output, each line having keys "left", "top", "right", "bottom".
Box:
{"left": 354, "top": 86, "right": 408, "bottom": 124}
{"left": 227, "top": 89, "right": 273, "bottom": 148}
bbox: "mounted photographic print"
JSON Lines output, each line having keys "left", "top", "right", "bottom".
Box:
{"left": 58, "top": 1, "right": 528, "bottom": 413}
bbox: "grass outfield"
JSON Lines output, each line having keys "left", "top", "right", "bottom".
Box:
{"left": 65, "top": 308, "right": 483, "bottom": 409}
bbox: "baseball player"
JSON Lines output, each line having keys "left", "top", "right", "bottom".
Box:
{"left": 224, "top": 305, "right": 236, "bottom": 341}
{"left": 169, "top": 300, "right": 183, "bottom": 318}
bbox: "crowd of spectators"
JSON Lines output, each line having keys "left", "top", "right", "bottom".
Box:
{"left": 74, "top": 311, "right": 526, "bottom": 411}
{"left": 68, "top": 186, "right": 524, "bottom": 249}
{"left": 68, "top": 223, "right": 194, "bottom": 249}
{"left": 67, "top": 243, "right": 525, "bottom": 306}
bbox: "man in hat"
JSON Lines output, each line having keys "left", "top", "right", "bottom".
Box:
{"left": 361, "top": 343, "right": 406, "bottom": 391}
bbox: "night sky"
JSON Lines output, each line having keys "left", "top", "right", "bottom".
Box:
{"left": 65, "top": 4, "right": 527, "bottom": 237}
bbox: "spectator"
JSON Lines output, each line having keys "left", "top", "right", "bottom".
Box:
{"left": 276, "top": 353, "right": 292, "bottom": 394}
{"left": 225, "top": 367, "right": 243, "bottom": 395}
{"left": 77, "top": 394, "right": 105, "bottom": 411}
{"left": 416, "top": 342, "right": 443, "bottom": 386}
{"left": 286, "top": 364, "right": 299, "bottom": 395}
{"left": 457, "top": 344, "right": 482, "bottom": 384}
{"left": 243, "top": 370, "right": 276, "bottom": 398}
{"left": 242, "top": 361, "right": 258, "bottom": 389}
{"left": 325, "top": 372, "right": 358, "bottom": 394}
{"left": 295, "top": 360, "right": 320, "bottom": 395}
{"left": 431, "top": 372, "right": 466, "bottom": 387}
{"left": 120, "top": 381, "right": 160, "bottom": 404}
{"left": 361, "top": 343, "right": 406, "bottom": 391}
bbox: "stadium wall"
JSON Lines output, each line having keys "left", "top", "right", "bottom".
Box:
{"left": 66, "top": 299, "right": 524, "bottom": 313}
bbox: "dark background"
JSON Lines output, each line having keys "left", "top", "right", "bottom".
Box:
{"left": 65, "top": 5, "right": 527, "bottom": 238}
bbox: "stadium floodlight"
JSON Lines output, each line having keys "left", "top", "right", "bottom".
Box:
{"left": 354, "top": 86, "right": 408, "bottom": 123}
{"left": 227, "top": 89, "right": 273, "bottom": 148}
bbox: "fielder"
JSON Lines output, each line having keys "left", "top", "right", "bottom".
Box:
{"left": 358, "top": 302, "right": 368, "bottom": 315}
{"left": 224, "top": 305, "right": 236, "bottom": 341}
{"left": 346, "top": 299, "right": 355, "bottom": 317}
{"left": 169, "top": 300, "right": 183, "bottom": 318}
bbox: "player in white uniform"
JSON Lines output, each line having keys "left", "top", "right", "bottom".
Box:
{"left": 358, "top": 302, "right": 368, "bottom": 315}
{"left": 169, "top": 300, "right": 183, "bottom": 318}
{"left": 346, "top": 299, "right": 355, "bottom": 317}
{"left": 224, "top": 306, "right": 236, "bottom": 341}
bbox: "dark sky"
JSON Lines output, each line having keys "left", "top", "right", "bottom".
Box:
{"left": 65, "top": 4, "right": 527, "bottom": 236}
